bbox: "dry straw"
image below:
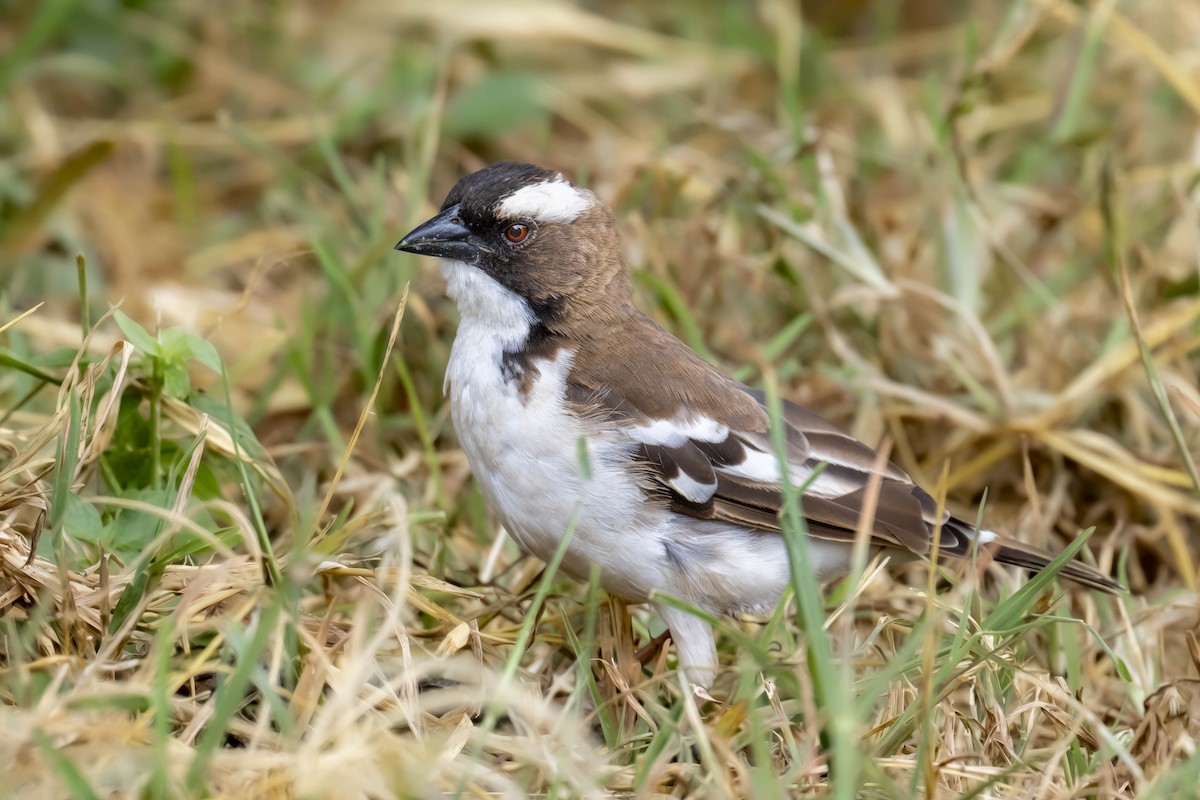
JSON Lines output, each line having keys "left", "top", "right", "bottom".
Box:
{"left": 3, "top": 1, "right": 1200, "bottom": 797}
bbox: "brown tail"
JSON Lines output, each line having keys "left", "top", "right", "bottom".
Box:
{"left": 991, "top": 538, "right": 1122, "bottom": 593}
{"left": 942, "top": 520, "right": 1122, "bottom": 594}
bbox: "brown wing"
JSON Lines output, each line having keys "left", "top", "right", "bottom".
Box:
{"left": 568, "top": 365, "right": 1120, "bottom": 593}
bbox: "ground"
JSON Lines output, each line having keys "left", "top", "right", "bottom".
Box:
{"left": 1, "top": 1, "right": 1199, "bottom": 797}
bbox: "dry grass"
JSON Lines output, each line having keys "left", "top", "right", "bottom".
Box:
{"left": 2, "top": 0, "right": 1200, "bottom": 797}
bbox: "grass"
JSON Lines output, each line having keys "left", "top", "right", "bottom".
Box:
{"left": 2, "top": 0, "right": 1199, "bottom": 797}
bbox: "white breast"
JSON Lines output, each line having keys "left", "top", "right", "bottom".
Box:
{"left": 441, "top": 260, "right": 670, "bottom": 600}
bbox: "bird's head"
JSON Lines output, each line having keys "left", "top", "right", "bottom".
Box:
{"left": 396, "top": 162, "right": 627, "bottom": 328}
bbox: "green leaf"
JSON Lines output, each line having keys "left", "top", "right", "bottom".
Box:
{"left": 60, "top": 494, "right": 107, "bottom": 547}
{"left": 113, "top": 310, "right": 158, "bottom": 356}
{"left": 162, "top": 362, "right": 191, "bottom": 399}
{"left": 188, "top": 459, "right": 224, "bottom": 502}
{"left": 108, "top": 488, "right": 170, "bottom": 561}
{"left": 184, "top": 333, "right": 223, "bottom": 374}
{"left": 105, "top": 393, "right": 154, "bottom": 489}
{"left": 156, "top": 328, "right": 190, "bottom": 366}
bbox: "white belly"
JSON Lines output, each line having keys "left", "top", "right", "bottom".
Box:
{"left": 445, "top": 320, "right": 669, "bottom": 600}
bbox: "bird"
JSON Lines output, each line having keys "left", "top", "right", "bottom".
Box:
{"left": 395, "top": 161, "right": 1121, "bottom": 689}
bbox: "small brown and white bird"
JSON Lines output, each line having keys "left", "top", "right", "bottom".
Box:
{"left": 396, "top": 162, "right": 1120, "bottom": 688}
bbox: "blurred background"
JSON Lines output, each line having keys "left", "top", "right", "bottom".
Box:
{"left": 6, "top": 0, "right": 1198, "bottom": 570}
{"left": 2, "top": 0, "right": 1200, "bottom": 796}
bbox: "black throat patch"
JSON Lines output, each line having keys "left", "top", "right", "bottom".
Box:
{"left": 499, "top": 322, "right": 568, "bottom": 397}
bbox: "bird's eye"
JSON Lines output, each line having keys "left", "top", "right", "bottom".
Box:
{"left": 503, "top": 222, "right": 530, "bottom": 244}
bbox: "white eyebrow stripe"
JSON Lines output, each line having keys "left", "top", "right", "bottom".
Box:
{"left": 497, "top": 176, "right": 593, "bottom": 223}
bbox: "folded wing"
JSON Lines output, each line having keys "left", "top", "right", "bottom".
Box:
{"left": 573, "top": 375, "right": 1119, "bottom": 593}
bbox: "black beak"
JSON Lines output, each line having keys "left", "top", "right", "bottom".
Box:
{"left": 395, "top": 204, "right": 474, "bottom": 260}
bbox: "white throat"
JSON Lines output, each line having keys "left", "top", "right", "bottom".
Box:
{"left": 440, "top": 259, "right": 534, "bottom": 349}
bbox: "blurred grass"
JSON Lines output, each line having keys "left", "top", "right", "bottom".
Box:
{"left": 2, "top": 0, "right": 1200, "bottom": 797}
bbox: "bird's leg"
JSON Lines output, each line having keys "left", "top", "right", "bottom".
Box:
{"left": 652, "top": 600, "right": 718, "bottom": 690}
{"left": 635, "top": 629, "right": 671, "bottom": 666}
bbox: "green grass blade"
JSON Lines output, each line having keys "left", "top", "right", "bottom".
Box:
{"left": 763, "top": 372, "right": 859, "bottom": 800}
{"left": 31, "top": 729, "right": 101, "bottom": 800}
